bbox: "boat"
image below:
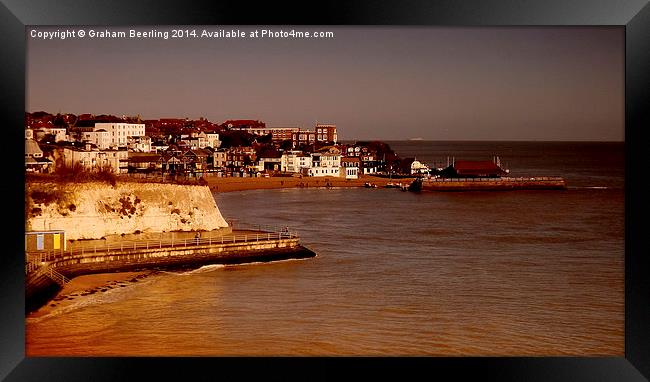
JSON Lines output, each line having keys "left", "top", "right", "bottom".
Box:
{"left": 407, "top": 178, "right": 423, "bottom": 192}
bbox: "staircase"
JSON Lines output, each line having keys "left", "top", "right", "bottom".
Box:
{"left": 26, "top": 261, "right": 69, "bottom": 287}
{"left": 46, "top": 266, "right": 69, "bottom": 286}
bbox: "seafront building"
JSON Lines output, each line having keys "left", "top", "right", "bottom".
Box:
{"left": 61, "top": 144, "right": 129, "bottom": 174}
{"left": 341, "top": 157, "right": 360, "bottom": 179}
{"left": 94, "top": 122, "right": 146, "bottom": 147}
{"left": 410, "top": 159, "right": 430, "bottom": 175}
{"left": 308, "top": 146, "right": 341, "bottom": 177}
{"left": 25, "top": 112, "right": 395, "bottom": 179}
{"left": 314, "top": 124, "right": 338, "bottom": 144}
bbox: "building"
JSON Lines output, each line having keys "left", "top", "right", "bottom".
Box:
{"left": 309, "top": 146, "right": 341, "bottom": 177}
{"left": 344, "top": 144, "right": 369, "bottom": 157}
{"left": 25, "top": 230, "right": 66, "bottom": 252}
{"left": 447, "top": 160, "right": 509, "bottom": 178}
{"left": 25, "top": 133, "right": 52, "bottom": 173}
{"left": 341, "top": 157, "right": 360, "bottom": 179}
{"left": 62, "top": 144, "right": 128, "bottom": 173}
{"left": 94, "top": 122, "right": 146, "bottom": 147}
{"left": 213, "top": 149, "right": 227, "bottom": 168}
{"left": 204, "top": 132, "right": 221, "bottom": 148}
{"left": 127, "top": 136, "right": 152, "bottom": 153}
{"left": 183, "top": 149, "right": 211, "bottom": 175}
{"left": 230, "top": 126, "right": 299, "bottom": 143}
{"left": 223, "top": 119, "right": 266, "bottom": 130}
{"left": 258, "top": 155, "right": 282, "bottom": 172}
{"left": 410, "top": 159, "right": 430, "bottom": 175}
{"left": 126, "top": 153, "right": 162, "bottom": 173}
{"left": 151, "top": 141, "right": 169, "bottom": 153}
{"left": 360, "top": 153, "right": 380, "bottom": 174}
{"left": 226, "top": 147, "right": 257, "bottom": 168}
{"left": 281, "top": 150, "right": 311, "bottom": 173}
{"left": 315, "top": 123, "right": 338, "bottom": 144}
{"left": 32, "top": 127, "right": 67, "bottom": 142}
{"left": 291, "top": 130, "right": 316, "bottom": 148}
{"left": 81, "top": 129, "right": 111, "bottom": 150}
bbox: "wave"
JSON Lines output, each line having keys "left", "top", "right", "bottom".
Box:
{"left": 166, "top": 264, "right": 227, "bottom": 276}
{"left": 219, "top": 256, "right": 317, "bottom": 270}
{"left": 162, "top": 256, "right": 317, "bottom": 276}
{"left": 26, "top": 280, "right": 147, "bottom": 324}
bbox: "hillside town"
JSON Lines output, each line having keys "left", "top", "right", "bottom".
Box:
{"left": 25, "top": 112, "right": 432, "bottom": 180}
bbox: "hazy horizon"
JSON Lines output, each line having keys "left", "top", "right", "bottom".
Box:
{"left": 27, "top": 26, "right": 624, "bottom": 142}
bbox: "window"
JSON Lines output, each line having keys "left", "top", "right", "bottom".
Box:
{"left": 36, "top": 234, "right": 44, "bottom": 250}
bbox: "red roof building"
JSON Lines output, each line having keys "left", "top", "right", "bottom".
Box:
{"left": 222, "top": 120, "right": 266, "bottom": 130}
{"left": 452, "top": 160, "right": 508, "bottom": 177}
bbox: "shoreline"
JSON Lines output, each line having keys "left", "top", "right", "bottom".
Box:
{"left": 28, "top": 270, "right": 155, "bottom": 319}
{"left": 204, "top": 175, "right": 412, "bottom": 193}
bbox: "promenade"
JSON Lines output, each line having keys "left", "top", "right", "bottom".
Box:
{"left": 25, "top": 225, "right": 315, "bottom": 312}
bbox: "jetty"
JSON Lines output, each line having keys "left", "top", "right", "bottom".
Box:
{"left": 408, "top": 176, "right": 567, "bottom": 192}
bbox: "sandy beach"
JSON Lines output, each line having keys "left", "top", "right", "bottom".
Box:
{"left": 28, "top": 271, "right": 155, "bottom": 319}
{"left": 205, "top": 174, "right": 413, "bottom": 193}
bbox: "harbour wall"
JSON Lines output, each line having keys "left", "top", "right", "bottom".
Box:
{"left": 418, "top": 177, "right": 567, "bottom": 191}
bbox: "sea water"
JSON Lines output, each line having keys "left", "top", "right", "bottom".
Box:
{"left": 26, "top": 141, "right": 624, "bottom": 356}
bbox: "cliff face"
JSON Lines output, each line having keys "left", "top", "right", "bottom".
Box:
{"left": 26, "top": 182, "right": 229, "bottom": 240}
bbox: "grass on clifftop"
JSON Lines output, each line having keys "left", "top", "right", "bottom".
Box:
{"left": 26, "top": 163, "right": 118, "bottom": 186}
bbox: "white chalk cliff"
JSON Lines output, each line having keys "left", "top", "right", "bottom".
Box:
{"left": 26, "top": 182, "right": 229, "bottom": 240}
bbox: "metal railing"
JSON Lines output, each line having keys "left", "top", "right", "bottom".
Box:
{"left": 24, "top": 262, "right": 69, "bottom": 285}
{"left": 422, "top": 176, "right": 564, "bottom": 183}
{"left": 25, "top": 228, "right": 299, "bottom": 270}
{"left": 47, "top": 267, "right": 69, "bottom": 285}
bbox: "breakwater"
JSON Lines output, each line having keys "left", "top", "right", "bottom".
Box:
{"left": 411, "top": 176, "right": 567, "bottom": 191}
{"left": 26, "top": 230, "right": 315, "bottom": 312}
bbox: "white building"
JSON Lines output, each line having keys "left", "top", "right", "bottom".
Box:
{"left": 280, "top": 150, "right": 312, "bottom": 173}
{"left": 44, "top": 127, "right": 68, "bottom": 142}
{"left": 308, "top": 147, "right": 341, "bottom": 177}
{"left": 127, "top": 136, "right": 152, "bottom": 152}
{"left": 411, "top": 159, "right": 430, "bottom": 175}
{"left": 94, "top": 122, "right": 145, "bottom": 147}
{"left": 342, "top": 166, "right": 359, "bottom": 179}
{"left": 62, "top": 144, "right": 128, "bottom": 173}
{"left": 204, "top": 132, "right": 221, "bottom": 148}
{"left": 81, "top": 129, "right": 111, "bottom": 150}
{"left": 341, "top": 157, "right": 360, "bottom": 180}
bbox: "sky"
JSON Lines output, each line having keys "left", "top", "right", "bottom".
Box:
{"left": 26, "top": 26, "right": 624, "bottom": 141}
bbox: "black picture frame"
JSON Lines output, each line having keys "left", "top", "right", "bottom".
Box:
{"left": 2, "top": 0, "right": 648, "bottom": 380}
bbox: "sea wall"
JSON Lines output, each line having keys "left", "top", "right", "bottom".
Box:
{"left": 26, "top": 181, "right": 229, "bottom": 240}
{"left": 25, "top": 239, "right": 316, "bottom": 312}
{"left": 419, "top": 177, "right": 567, "bottom": 191}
